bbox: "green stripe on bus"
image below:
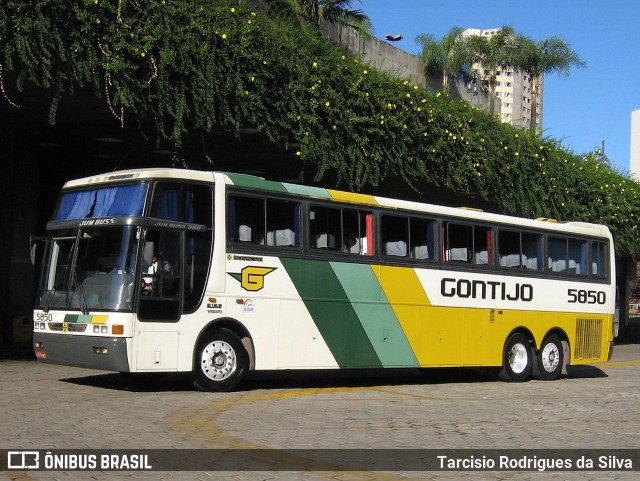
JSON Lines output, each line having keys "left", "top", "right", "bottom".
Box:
{"left": 330, "top": 262, "right": 418, "bottom": 368}
{"left": 226, "top": 173, "right": 289, "bottom": 193}
{"left": 280, "top": 258, "right": 382, "bottom": 368}
{"left": 282, "top": 183, "right": 332, "bottom": 199}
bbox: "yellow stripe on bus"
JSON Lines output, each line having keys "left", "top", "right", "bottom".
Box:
{"left": 374, "top": 265, "right": 433, "bottom": 365}
{"left": 327, "top": 190, "right": 379, "bottom": 206}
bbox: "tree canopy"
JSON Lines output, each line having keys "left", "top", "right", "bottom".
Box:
{"left": 1, "top": 0, "right": 639, "bottom": 258}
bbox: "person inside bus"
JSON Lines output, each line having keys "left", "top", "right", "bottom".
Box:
{"left": 143, "top": 254, "right": 171, "bottom": 294}
{"left": 343, "top": 234, "right": 360, "bottom": 254}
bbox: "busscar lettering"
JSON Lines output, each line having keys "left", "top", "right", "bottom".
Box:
{"left": 441, "top": 277, "right": 533, "bottom": 302}
{"left": 79, "top": 218, "right": 116, "bottom": 227}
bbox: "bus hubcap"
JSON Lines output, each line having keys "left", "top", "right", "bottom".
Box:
{"left": 509, "top": 343, "right": 529, "bottom": 374}
{"left": 541, "top": 343, "right": 560, "bottom": 372}
{"left": 201, "top": 340, "right": 237, "bottom": 381}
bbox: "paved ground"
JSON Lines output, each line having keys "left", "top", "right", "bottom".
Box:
{"left": 2, "top": 330, "right": 640, "bottom": 481}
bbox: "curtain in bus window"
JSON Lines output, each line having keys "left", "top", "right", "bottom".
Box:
{"left": 228, "top": 198, "right": 237, "bottom": 242}
{"left": 55, "top": 190, "right": 96, "bottom": 220}
{"left": 153, "top": 188, "right": 180, "bottom": 220}
{"left": 55, "top": 185, "right": 147, "bottom": 220}
{"left": 104, "top": 185, "right": 146, "bottom": 216}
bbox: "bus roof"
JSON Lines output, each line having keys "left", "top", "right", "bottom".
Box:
{"left": 63, "top": 168, "right": 611, "bottom": 239}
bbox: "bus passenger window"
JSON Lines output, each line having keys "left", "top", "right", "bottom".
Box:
{"left": 473, "top": 226, "right": 492, "bottom": 265}
{"left": 228, "top": 196, "right": 265, "bottom": 245}
{"left": 444, "top": 223, "right": 472, "bottom": 263}
{"left": 381, "top": 215, "right": 408, "bottom": 257}
{"left": 310, "top": 206, "right": 340, "bottom": 251}
{"left": 409, "top": 218, "right": 435, "bottom": 260}
{"left": 265, "top": 199, "right": 300, "bottom": 247}
{"left": 591, "top": 241, "right": 607, "bottom": 277}
{"left": 522, "top": 233, "right": 542, "bottom": 270}
{"left": 568, "top": 238, "right": 588, "bottom": 276}
{"left": 548, "top": 237, "right": 568, "bottom": 272}
{"left": 498, "top": 230, "right": 540, "bottom": 269}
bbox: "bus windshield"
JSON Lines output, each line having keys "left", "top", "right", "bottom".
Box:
{"left": 36, "top": 226, "right": 139, "bottom": 312}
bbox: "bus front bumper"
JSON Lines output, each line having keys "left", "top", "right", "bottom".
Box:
{"left": 33, "top": 332, "right": 130, "bottom": 372}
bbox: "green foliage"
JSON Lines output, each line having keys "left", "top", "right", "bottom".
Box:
{"left": 1, "top": 0, "right": 640, "bottom": 257}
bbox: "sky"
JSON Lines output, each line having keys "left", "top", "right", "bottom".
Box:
{"left": 360, "top": 0, "right": 640, "bottom": 173}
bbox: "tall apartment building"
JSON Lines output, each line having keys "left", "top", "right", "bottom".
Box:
{"left": 463, "top": 28, "right": 543, "bottom": 133}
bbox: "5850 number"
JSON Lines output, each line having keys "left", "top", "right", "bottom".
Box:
{"left": 567, "top": 289, "right": 606, "bottom": 304}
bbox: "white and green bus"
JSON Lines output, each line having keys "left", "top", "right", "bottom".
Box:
{"left": 33, "top": 168, "right": 616, "bottom": 391}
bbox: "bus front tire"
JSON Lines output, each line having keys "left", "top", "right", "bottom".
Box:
{"left": 499, "top": 333, "right": 533, "bottom": 382}
{"left": 532, "top": 334, "right": 564, "bottom": 381}
{"left": 193, "top": 328, "right": 248, "bottom": 392}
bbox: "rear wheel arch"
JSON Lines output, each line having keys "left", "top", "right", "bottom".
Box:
{"left": 499, "top": 328, "right": 535, "bottom": 382}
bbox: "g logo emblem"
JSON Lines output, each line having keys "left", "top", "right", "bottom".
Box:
{"left": 229, "top": 266, "right": 276, "bottom": 292}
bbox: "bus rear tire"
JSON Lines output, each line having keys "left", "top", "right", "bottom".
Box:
{"left": 193, "top": 328, "right": 248, "bottom": 392}
{"left": 532, "top": 334, "right": 564, "bottom": 381}
{"left": 499, "top": 333, "right": 533, "bottom": 382}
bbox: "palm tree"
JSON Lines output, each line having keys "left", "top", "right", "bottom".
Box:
{"left": 513, "top": 35, "right": 586, "bottom": 134}
{"left": 467, "top": 27, "right": 517, "bottom": 117}
{"left": 416, "top": 27, "right": 472, "bottom": 93}
{"left": 261, "top": 0, "right": 373, "bottom": 37}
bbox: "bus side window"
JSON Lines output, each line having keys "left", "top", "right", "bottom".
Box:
{"left": 409, "top": 217, "right": 435, "bottom": 260}
{"left": 343, "top": 209, "right": 373, "bottom": 256}
{"left": 444, "top": 223, "right": 472, "bottom": 263}
{"left": 568, "top": 238, "right": 588, "bottom": 276}
{"left": 522, "top": 233, "right": 542, "bottom": 270}
{"left": 473, "top": 226, "right": 492, "bottom": 265}
{"left": 310, "top": 206, "right": 340, "bottom": 251}
{"left": 591, "top": 241, "right": 607, "bottom": 277}
{"left": 548, "top": 237, "right": 568, "bottom": 273}
{"left": 499, "top": 230, "right": 525, "bottom": 268}
{"left": 228, "top": 196, "right": 265, "bottom": 245}
{"left": 381, "top": 215, "right": 408, "bottom": 257}
{"left": 265, "top": 199, "right": 300, "bottom": 247}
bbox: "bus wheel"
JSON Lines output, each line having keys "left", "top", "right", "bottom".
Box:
{"left": 499, "top": 333, "right": 533, "bottom": 382}
{"left": 532, "top": 334, "right": 564, "bottom": 381}
{"left": 193, "top": 328, "right": 248, "bottom": 392}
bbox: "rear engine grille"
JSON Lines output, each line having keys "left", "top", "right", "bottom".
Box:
{"left": 574, "top": 318, "right": 603, "bottom": 359}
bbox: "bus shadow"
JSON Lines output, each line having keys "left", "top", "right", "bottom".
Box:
{"left": 61, "top": 363, "right": 609, "bottom": 392}
{"left": 60, "top": 367, "right": 501, "bottom": 393}
{"left": 566, "top": 364, "right": 607, "bottom": 379}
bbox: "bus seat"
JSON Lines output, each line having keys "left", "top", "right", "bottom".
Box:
{"left": 447, "top": 247, "right": 468, "bottom": 261}
{"left": 275, "top": 229, "right": 295, "bottom": 246}
{"left": 475, "top": 250, "right": 488, "bottom": 265}
{"left": 385, "top": 240, "right": 407, "bottom": 256}
{"left": 500, "top": 253, "right": 526, "bottom": 267}
{"left": 315, "top": 233, "right": 336, "bottom": 249}
{"left": 238, "top": 225, "right": 252, "bottom": 242}
{"left": 412, "top": 245, "right": 430, "bottom": 259}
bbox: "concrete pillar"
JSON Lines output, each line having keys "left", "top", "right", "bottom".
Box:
{"left": 0, "top": 123, "right": 39, "bottom": 340}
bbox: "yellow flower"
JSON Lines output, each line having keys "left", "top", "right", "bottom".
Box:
{"left": 363, "top": 69, "right": 368, "bottom": 74}
{"left": 295, "top": 151, "right": 301, "bottom": 156}
{"left": 221, "top": 34, "right": 227, "bottom": 40}
{"left": 141, "top": 52, "right": 146, "bottom": 58}
{"left": 95, "top": 18, "right": 101, "bottom": 24}
{"left": 436, "top": 92, "right": 441, "bottom": 97}
{"left": 325, "top": 101, "right": 330, "bottom": 107}
{"left": 231, "top": 7, "right": 236, "bottom": 13}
